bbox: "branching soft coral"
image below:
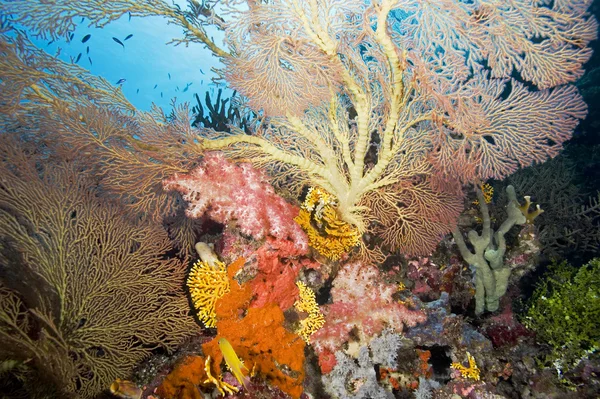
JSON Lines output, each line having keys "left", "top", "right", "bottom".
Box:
{"left": 163, "top": 152, "right": 308, "bottom": 251}
{"left": 311, "top": 262, "right": 426, "bottom": 369}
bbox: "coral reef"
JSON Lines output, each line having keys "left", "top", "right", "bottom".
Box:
{"left": 201, "top": 258, "right": 306, "bottom": 399}
{"left": 323, "top": 346, "right": 394, "bottom": 399}
{"left": 294, "top": 187, "right": 360, "bottom": 260}
{"left": 523, "top": 258, "right": 600, "bottom": 380}
{"left": 0, "top": 138, "right": 196, "bottom": 398}
{"left": 0, "top": 0, "right": 598, "bottom": 398}
{"left": 294, "top": 281, "right": 325, "bottom": 344}
{"left": 452, "top": 185, "right": 541, "bottom": 314}
{"left": 187, "top": 259, "right": 230, "bottom": 328}
{"left": 312, "top": 262, "right": 426, "bottom": 370}
{"left": 163, "top": 152, "right": 307, "bottom": 251}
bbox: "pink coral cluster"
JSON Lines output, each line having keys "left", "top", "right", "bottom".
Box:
{"left": 311, "top": 262, "right": 426, "bottom": 372}
{"left": 163, "top": 152, "right": 307, "bottom": 251}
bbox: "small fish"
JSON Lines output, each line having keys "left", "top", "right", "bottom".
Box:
{"left": 201, "top": 80, "right": 204, "bottom": 85}
{"left": 116, "top": 78, "right": 126, "bottom": 85}
{"left": 86, "top": 46, "right": 89, "bottom": 54}
{"left": 112, "top": 37, "right": 124, "bottom": 47}
{"left": 81, "top": 34, "right": 91, "bottom": 43}
{"left": 168, "top": 73, "right": 171, "bottom": 80}
{"left": 47, "top": 40, "right": 54, "bottom": 46}
{"left": 199, "top": 68, "right": 205, "bottom": 75}
{"left": 74, "top": 53, "right": 82, "bottom": 63}
{"left": 183, "top": 82, "right": 192, "bottom": 92}
{"left": 136, "top": 88, "right": 139, "bottom": 94}
{"left": 176, "top": 85, "right": 179, "bottom": 91}
{"left": 218, "top": 338, "right": 249, "bottom": 388}
{"left": 128, "top": 12, "right": 132, "bottom": 21}
{"left": 69, "top": 32, "right": 74, "bottom": 41}
{"left": 124, "top": 34, "right": 133, "bottom": 41}
{"left": 153, "top": 84, "right": 158, "bottom": 89}
{"left": 88, "top": 57, "right": 92, "bottom": 66}
{"left": 80, "top": 17, "right": 85, "bottom": 23}
{"left": 160, "top": 92, "right": 163, "bottom": 98}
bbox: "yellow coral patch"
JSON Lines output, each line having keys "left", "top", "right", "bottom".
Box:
{"left": 295, "top": 187, "right": 360, "bottom": 260}
{"left": 451, "top": 352, "right": 480, "bottom": 381}
{"left": 294, "top": 282, "right": 325, "bottom": 343}
{"left": 187, "top": 259, "right": 230, "bottom": 328}
{"left": 473, "top": 182, "right": 494, "bottom": 205}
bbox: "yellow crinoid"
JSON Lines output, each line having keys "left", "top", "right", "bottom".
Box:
{"left": 294, "top": 187, "right": 360, "bottom": 260}
{"left": 294, "top": 282, "right": 325, "bottom": 343}
{"left": 451, "top": 352, "right": 480, "bottom": 381}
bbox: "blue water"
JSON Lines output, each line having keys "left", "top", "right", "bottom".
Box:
{"left": 26, "top": 0, "right": 231, "bottom": 112}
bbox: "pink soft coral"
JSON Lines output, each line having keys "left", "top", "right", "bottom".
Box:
{"left": 163, "top": 152, "right": 307, "bottom": 251}
{"left": 312, "top": 262, "right": 426, "bottom": 366}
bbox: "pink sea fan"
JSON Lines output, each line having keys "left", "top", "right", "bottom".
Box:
{"left": 163, "top": 152, "right": 307, "bottom": 251}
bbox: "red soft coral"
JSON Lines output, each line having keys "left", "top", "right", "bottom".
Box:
{"left": 249, "top": 238, "right": 320, "bottom": 310}
{"left": 163, "top": 152, "right": 307, "bottom": 251}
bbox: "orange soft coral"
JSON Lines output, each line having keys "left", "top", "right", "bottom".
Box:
{"left": 202, "top": 258, "right": 306, "bottom": 398}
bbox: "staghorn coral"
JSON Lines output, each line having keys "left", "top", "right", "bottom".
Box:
{"left": 0, "top": 137, "right": 197, "bottom": 398}
{"left": 191, "top": 89, "right": 253, "bottom": 134}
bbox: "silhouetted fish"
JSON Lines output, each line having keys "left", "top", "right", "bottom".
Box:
{"left": 74, "top": 53, "right": 82, "bottom": 63}
{"left": 199, "top": 68, "right": 205, "bottom": 75}
{"left": 112, "top": 37, "right": 124, "bottom": 47}
{"left": 86, "top": 46, "right": 89, "bottom": 54}
{"left": 81, "top": 17, "right": 85, "bottom": 23}
{"left": 88, "top": 57, "right": 92, "bottom": 66}
{"left": 69, "top": 33, "right": 74, "bottom": 41}
{"left": 153, "top": 84, "right": 158, "bottom": 89}
{"left": 116, "top": 78, "right": 126, "bottom": 85}
{"left": 136, "top": 89, "right": 139, "bottom": 94}
{"left": 160, "top": 92, "right": 163, "bottom": 98}
{"left": 168, "top": 73, "right": 171, "bottom": 80}
{"left": 128, "top": 12, "right": 132, "bottom": 21}
{"left": 124, "top": 34, "right": 133, "bottom": 41}
{"left": 81, "top": 34, "right": 91, "bottom": 43}
{"left": 47, "top": 40, "right": 54, "bottom": 46}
